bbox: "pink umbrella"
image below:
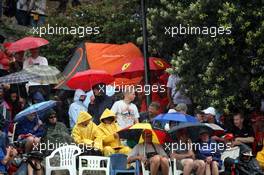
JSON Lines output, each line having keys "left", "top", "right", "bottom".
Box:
{"left": 7, "top": 36, "right": 49, "bottom": 53}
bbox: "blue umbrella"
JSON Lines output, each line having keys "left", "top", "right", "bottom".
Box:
{"left": 14, "top": 100, "right": 57, "bottom": 122}
{"left": 153, "top": 112, "right": 198, "bottom": 123}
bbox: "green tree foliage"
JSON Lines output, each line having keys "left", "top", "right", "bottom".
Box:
{"left": 146, "top": 0, "right": 264, "bottom": 113}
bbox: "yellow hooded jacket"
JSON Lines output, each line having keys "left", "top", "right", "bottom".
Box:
{"left": 71, "top": 111, "right": 102, "bottom": 150}
{"left": 98, "top": 109, "right": 122, "bottom": 148}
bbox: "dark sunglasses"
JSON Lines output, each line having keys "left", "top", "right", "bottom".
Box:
{"left": 48, "top": 115, "right": 56, "bottom": 119}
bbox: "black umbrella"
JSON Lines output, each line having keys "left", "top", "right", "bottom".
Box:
{"left": 168, "top": 122, "right": 213, "bottom": 142}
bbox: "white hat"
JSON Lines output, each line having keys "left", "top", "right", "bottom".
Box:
{"left": 203, "top": 107, "right": 216, "bottom": 116}
{"left": 168, "top": 109, "right": 177, "bottom": 113}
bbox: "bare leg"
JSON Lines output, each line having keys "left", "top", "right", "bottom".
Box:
{"left": 182, "top": 158, "right": 194, "bottom": 175}
{"left": 150, "top": 155, "right": 161, "bottom": 175}
{"left": 205, "top": 163, "right": 211, "bottom": 175}
{"left": 160, "top": 157, "right": 169, "bottom": 175}
{"left": 27, "top": 163, "right": 34, "bottom": 175}
{"left": 194, "top": 160, "right": 206, "bottom": 175}
{"left": 211, "top": 161, "right": 219, "bottom": 175}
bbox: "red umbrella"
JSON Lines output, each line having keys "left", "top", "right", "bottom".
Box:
{"left": 7, "top": 36, "right": 49, "bottom": 53}
{"left": 113, "top": 57, "right": 170, "bottom": 79}
{"left": 66, "top": 69, "right": 115, "bottom": 91}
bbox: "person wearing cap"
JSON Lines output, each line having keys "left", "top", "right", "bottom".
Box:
{"left": 68, "top": 89, "right": 87, "bottom": 129}
{"left": 196, "top": 129, "right": 222, "bottom": 175}
{"left": 228, "top": 112, "right": 254, "bottom": 148}
{"left": 170, "top": 128, "right": 205, "bottom": 175}
{"left": 238, "top": 144, "right": 264, "bottom": 174}
{"left": 97, "top": 108, "right": 131, "bottom": 156}
{"left": 221, "top": 133, "right": 240, "bottom": 173}
{"left": 71, "top": 111, "right": 102, "bottom": 152}
{"left": 128, "top": 129, "right": 169, "bottom": 175}
{"left": 88, "top": 83, "right": 114, "bottom": 125}
{"left": 202, "top": 107, "right": 217, "bottom": 123}
{"left": 42, "top": 109, "right": 74, "bottom": 155}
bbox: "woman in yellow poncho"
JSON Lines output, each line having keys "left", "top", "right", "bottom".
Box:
{"left": 98, "top": 108, "right": 131, "bottom": 156}
{"left": 71, "top": 111, "right": 102, "bottom": 151}
{"left": 256, "top": 140, "right": 264, "bottom": 170}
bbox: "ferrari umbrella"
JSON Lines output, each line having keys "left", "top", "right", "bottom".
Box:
{"left": 24, "top": 65, "right": 64, "bottom": 84}
{"left": 14, "top": 100, "right": 57, "bottom": 122}
{"left": 118, "top": 123, "right": 161, "bottom": 144}
{"left": 66, "top": 69, "right": 115, "bottom": 91}
{"left": 0, "top": 70, "right": 40, "bottom": 84}
{"left": 113, "top": 57, "right": 170, "bottom": 79}
{"left": 6, "top": 37, "right": 49, "bottom": 53}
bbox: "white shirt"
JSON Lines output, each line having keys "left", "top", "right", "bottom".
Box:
{"left": 111, "top": 100, "right": 139, "bottom": 129}
{"left": 23, "top": 56, "right": 48, "bottom": 69}
{"left": 167, "top": 74, "right": 191, "bottom": 105}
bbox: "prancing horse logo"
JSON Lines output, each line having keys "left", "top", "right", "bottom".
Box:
{"left": 122, "top": 63, "right": 131, "bottom": 71}
{"left": 154, "top": 60, "right": 164, "bottom": 67}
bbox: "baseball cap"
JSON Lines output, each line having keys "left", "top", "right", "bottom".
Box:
{"left": 203, "top": 107, "right": 216, "bottom": 116}
{"left": 224, "top": 133, "right": 234, "bottom": 140}
{"left": 242, "top": 151, "right": 253, "bottom": 157}
{"left": 199, "top": 128, "right": 209, "bottom": 135}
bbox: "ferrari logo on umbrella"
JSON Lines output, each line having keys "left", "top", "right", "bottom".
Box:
{"left": 122, "top": 63, "right": 131, "bottom": 71}
{"left": 154, "top": 60, "right": 164, "bottom": 68}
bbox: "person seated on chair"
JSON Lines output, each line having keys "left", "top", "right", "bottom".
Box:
{"left": 71, "top": 111, "right": 102, "bottom": 155}
{"left": 16, "top": 113, "right": 44, "bottom": 153}
{"left": 97, "top": 108, "right": 131, "bottom": 156}
{"left": 127, "top": 129, "right": 169, "bottom": 175}
{"left": 196, "top": 129, "right": 222, "bottom": 175}
{"left": 170, "top": 128, "right": 205, "bottom": 175}
{"left": 221, "top": 133, "right": 240, "bottom": 175}
{"left": 42, "top": 109, "right": 74, "bottom": 155}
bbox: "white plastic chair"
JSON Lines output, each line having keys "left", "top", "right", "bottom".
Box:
{"left": 172, "top": 158, "right": 183, "bottom": 175}
{"left": 79, "top": 156, "right": 110, "bottom": 175}
{"left": 45, "top": 145, "right": 82, "bottom": 175}
{"left": 141, "top": 159, "right": 173, "bottom": 175}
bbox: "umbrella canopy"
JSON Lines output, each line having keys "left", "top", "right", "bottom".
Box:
{"left": 14, "top": 100, "right": 57, "bottom": 122}
{"left": 7, "top": 37, "right": 49, "bottom": 53}
{"left": 66, "top": 69, "right": 115, "bottom": 91}
{"left": 0, "top": 70, "right": 40, "bottom": 84}
{"left": 113, "top": 57, "right": 170, "bottom": 79}
{"left": 153, "top": 112, "right": 198, "bottom": 123}
{"left": 24, "top": 65, "right": 64, "bottom": 84}
{"left": 118, "top": 123, "right": 160, "bottom": 144}
{"left": 168, "top": 122, "right": 224, "bottom": 141}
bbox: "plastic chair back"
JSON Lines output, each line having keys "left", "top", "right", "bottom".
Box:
{"left": 110, "top": 153, "right": 128, "bottom": 170}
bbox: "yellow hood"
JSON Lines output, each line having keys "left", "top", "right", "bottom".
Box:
{"left": 77, "top": 111, "right": 93, "bottom": 124}
{"left": 100, "top": 108, "right": 116, "bottom": 122}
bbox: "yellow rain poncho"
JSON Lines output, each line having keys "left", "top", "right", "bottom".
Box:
{"left": 71, "top": 111, "right": 102, "bottom": 150}
{"left": 257, "top": 142, "right": 264, "bottom": 169}
{"left": 98, "top": 108, "right": 131, "bottom": 156}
